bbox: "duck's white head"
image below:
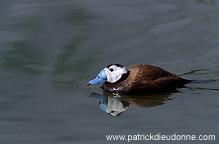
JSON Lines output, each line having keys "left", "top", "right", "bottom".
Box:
{"left": 89, "top": 64, "right": 128, "bottom": 84}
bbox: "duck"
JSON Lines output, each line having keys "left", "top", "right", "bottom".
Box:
{"left": 89, "top": 64, "right": 191, "bottom": 94}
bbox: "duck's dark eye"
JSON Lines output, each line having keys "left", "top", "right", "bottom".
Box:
{"left": 98, "top": 101, "right": 102, "bottom": 106}
{"left": 97, "top": 76, "right": 101, "bottom": 78}
{"left": 109, "top": 68, "right": 114, "bottom": 72}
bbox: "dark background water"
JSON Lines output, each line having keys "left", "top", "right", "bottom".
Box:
{"left": 0, "top": 0, "right": 219, "bottom": 144}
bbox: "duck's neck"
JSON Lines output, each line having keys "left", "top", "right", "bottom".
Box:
{"left": 113, "top": 70, "right": 130, "bottom": 83}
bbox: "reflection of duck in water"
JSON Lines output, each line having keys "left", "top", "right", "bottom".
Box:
{"left": 90, "top": 93, "right": 129, "bottom": 116}
{"left": 89, "top": 64, "right": 190, "bottom": 95}
{"left": 90, "top": 92, "right": 171, "bottom": 116}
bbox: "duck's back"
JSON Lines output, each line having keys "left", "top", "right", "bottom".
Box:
{"left": 103, "top": 64, "right": 190, "bottom": 94}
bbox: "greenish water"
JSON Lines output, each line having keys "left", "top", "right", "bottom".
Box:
{"left": 0, "top": 0, "right": 219, "bottom": 144}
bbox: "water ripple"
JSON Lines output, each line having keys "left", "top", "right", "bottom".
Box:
{"left": 52, "top": 68, "right": 101, "bottom": 94}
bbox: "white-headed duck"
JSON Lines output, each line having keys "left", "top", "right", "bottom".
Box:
{"left": 89, "top": 64, "right": 191, "bottom": 94}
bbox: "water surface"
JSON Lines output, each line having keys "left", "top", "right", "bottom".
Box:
{"left": 0, "top": 0, "right": 219, "bottom": 143}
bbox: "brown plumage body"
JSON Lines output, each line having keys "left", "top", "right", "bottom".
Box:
{"left": 102, "top": 64, "right": 190, "bottom": 94}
